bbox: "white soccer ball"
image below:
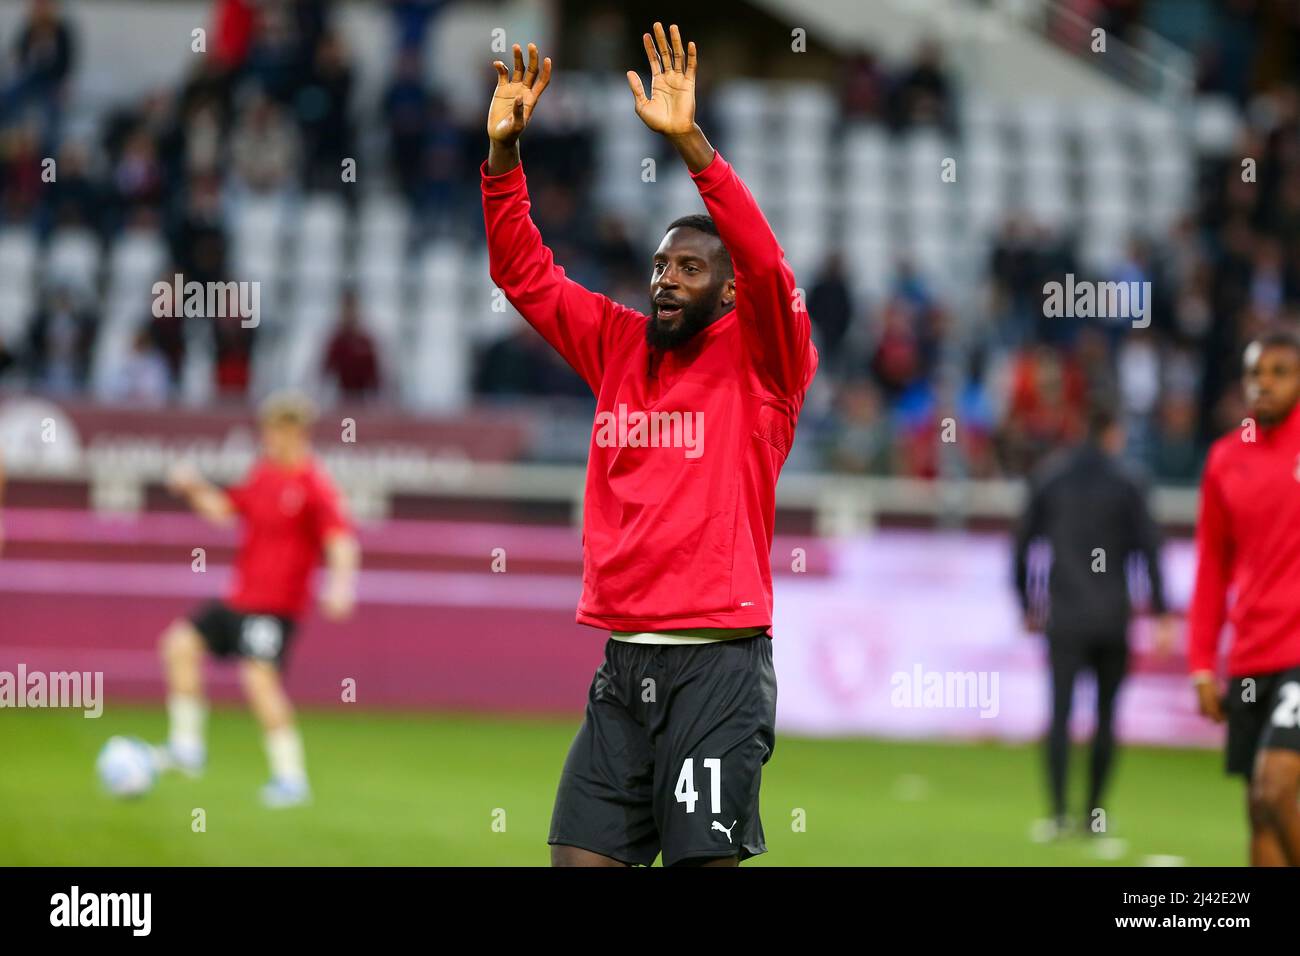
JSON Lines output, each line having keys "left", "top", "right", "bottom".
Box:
{"left": 96, "top": 736, "right": 157, "bottom": 798}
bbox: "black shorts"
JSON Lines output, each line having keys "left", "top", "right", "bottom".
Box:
{"left": 189, "top": 601, "right": 297, "bottom": 669}
{"left": 1224, "top": 666, "right": 1300, "bottom": 777}
{"left": 549, "top": 634, "right": 777, "bottom": 867}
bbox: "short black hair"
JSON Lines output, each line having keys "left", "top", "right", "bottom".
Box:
{"left": 666, "top": 213, "right": 718, "bottom": 237}
{"left": 1248, "top": 325, "right": 1300, "bottom": 358}
{"left": 1085, "top": 398, "right": 1120, "bottom": 439}
{"left": 664, "top": 214, "right": 734, "bottom": 278}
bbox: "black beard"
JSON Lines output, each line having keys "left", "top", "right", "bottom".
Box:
{"left": 646, "top": 297, "right": 715, "bottom": 351}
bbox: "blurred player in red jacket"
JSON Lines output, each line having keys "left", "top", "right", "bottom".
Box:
{"left": 1189, "top": 328, "right": 1300, "bottom": 865}
{"left": 158, "top": 392, "right": 360, "bottom": 807}
{"left": 481, "top": 25, "right": 816, "bottom": 866}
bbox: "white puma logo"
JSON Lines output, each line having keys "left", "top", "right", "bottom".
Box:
{"left": 711, "top": 819, "right": 737, "bottom": 843}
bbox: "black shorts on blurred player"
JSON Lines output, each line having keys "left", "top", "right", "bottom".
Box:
{"left": 190, "top": 600, "right": 297, "bottom": 670}
{"left": 1224, "top": 666, "right": 1300, "bottom": 777}
{"left": 548, "top": 634, "right": 777, "bottom": 866}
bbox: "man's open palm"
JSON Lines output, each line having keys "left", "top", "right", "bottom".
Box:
{"left": 487, "top": 42, "right": 552, "bottom": 145}
{"left": 627, "top": 22, "right": 697, "bottom": 135}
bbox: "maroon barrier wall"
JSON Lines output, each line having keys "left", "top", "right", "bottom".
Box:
{"left": 3, "top": 589, "right": 603, "bottom": 715}
{"left": 3, "top": 399, "right": 536, "bottom": 461}
{"left": 0, "top": 509, "right": 830, "bottom": 715}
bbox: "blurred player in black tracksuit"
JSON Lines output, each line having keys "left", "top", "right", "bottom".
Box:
{"left": 1013, "top": 404, "right": 1176, "bottom": 837}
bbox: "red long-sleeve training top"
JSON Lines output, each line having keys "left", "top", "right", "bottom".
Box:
{"left": 481, "top": 150, "right": 818, "bottom": 632}
{"left": 1188, "top": 402, "right": 1300, "bottom": 677}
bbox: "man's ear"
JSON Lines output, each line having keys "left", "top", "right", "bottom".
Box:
{"left": 721, "top": 276, "right": 736, "bottom": 308}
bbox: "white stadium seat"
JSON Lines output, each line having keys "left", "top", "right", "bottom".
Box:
{"left": 0, "top": 229, "right": 37, "bottom": 284}
{"left": 0, "top": 287, "right": 35, "bottom": 342}
{"left": 108, "top": 228, "right": 166, "bottom": 289}
{"left": 45, "top": 228, "right": 101, "bottom": 293}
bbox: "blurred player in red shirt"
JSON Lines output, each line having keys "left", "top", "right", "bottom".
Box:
{"left": 1189, "top": 328, "right": 1300, "bottom": 865}
{"left": 156, "top": 392, "right": 360, "bottom": 807}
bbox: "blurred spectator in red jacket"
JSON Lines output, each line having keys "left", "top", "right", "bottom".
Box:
{"left": 324, "top": 290, "right": 381, "bottom": 399}
{"left": 841, "top": 50, "right": 888, "bottom": 122}
{"left": 210, "top": 0, "right": 257, "bottom": 73}
{"left": 999, "top": 344, "right": 1088, "bottom": 473}
{"left": 0, "top": 121, "right": 44, "bottom": 223}
{"left": 870, "top": 299, "right": 924, "bottom": 399}
{"left": 213, "top": 311, "right": 254, "bottom": 397}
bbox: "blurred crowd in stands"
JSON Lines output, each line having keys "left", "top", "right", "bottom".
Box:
{"left": 0, "top": 0, "right": 1298, "bottom": 486}
{"left": 0, "top": 0, "right": 453, "bottom": 405}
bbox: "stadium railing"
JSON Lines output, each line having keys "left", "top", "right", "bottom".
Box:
{"left": 7, "top": 451, "right": 1200, "bottom": 534}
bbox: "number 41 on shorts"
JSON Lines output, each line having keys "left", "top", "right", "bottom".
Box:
{"left": 674, "top": 757, "right": 722, "bottom": 813}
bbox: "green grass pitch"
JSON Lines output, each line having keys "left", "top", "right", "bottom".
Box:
{"left": 0, "top": 706, "right": 1246, "bottom": 866}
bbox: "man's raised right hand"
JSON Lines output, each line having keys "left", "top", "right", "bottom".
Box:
{"left": 487, "top": 42, "right": 552, "bottom": 147}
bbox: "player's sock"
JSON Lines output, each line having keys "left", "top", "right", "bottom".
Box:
{"left": 167, "top": 693, "right": 207, "bottom": 760}
{"left": 265, "top": 726, "right": 307, "bottom": 785}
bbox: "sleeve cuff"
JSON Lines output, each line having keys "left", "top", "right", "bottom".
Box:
{"left": 480, "top": 158, "right": 526, "bottom": 194}
{"left": 688, "top": 149, "right": 727, "bottom": 188}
